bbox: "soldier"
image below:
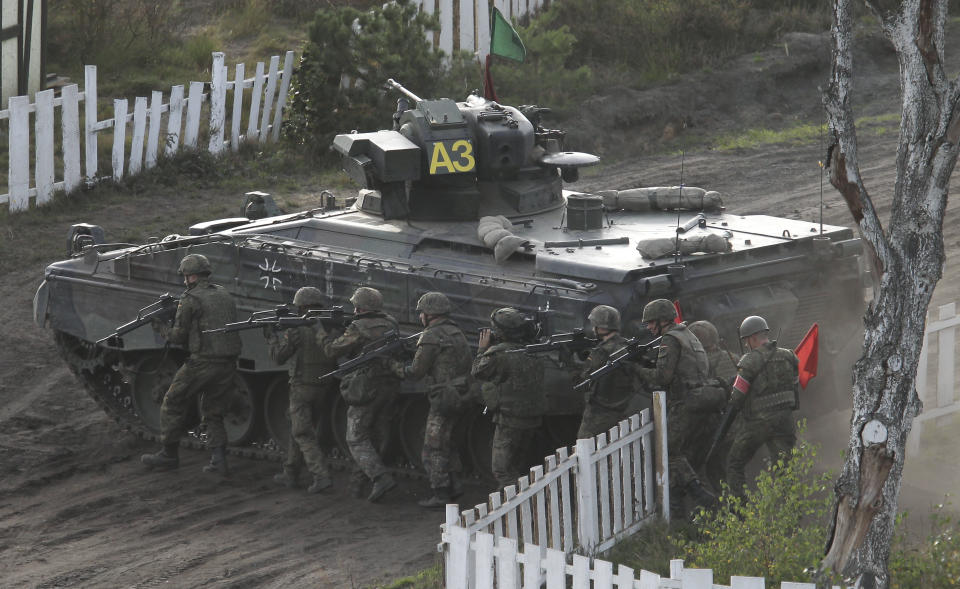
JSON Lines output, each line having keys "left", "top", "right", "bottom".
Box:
{"left": 471, "top": 308, "right": 545, "bottom": 491}
{"left": 577, "top": 305, "right": 637, "bottom": 439}
{"left": 319, "top": 286, "right": 401, "bottom": 503}
{"left": 393, "top": 292, "right": 472, "bottom": 508}
{"left": 687, "top": 320, "right": 738, "bottom": 491}
{"left": 142, "top": 253, "right": 242, "bottom": 475}
{"left": 635, "top": 299, "right": 716, "bottom": 514}
{"left": 267, "top": 287, "right": 337, "bottom": 494}
{"left": 726, "top": 315, "right": 799, "bottom": 497}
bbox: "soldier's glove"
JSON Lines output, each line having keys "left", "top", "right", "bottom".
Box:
{"left": 389, "top": 359, "right": 407, "bottom": 379}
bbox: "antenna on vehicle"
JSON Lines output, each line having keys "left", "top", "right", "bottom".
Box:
{"left": 669, "top": 151, "right": 686, "bottom": 282}
{"left": 819, "top": 120, "right": 825, "bottom": 236}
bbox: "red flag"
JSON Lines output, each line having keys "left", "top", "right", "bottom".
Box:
{"left": 673, "top": 300, "right": 683, "bottom": 324}
{"left": 483, "top": 54, "right": 499, "bottom": 102}
{"left": 794, "top": 323, "right": 819, "bottom": 389}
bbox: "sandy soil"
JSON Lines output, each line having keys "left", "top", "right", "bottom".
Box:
{"left": 2, "top": 25, "right": 958, "bottom": 589}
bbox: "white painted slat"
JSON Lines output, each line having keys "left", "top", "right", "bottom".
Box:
{"left": 459, "top": 0, "right": 474, "bottom": 53}
{"left": 572, "top": 554, "right": 590, "bottom": 589}
{"left": 575, "top": 438, "right": 598, "bottom": 550}
{"left": 681, "top": 567, "right": 712, "bottom": 588}
{"left": 246, "top": 61, "right": 265, "bottom": 142}
{"left": 495, "top": 536, "right": 519, "bottom": 589}
{"left": 653, "top": 393, "right": 670, "bottom": 521}
{"left": 258, "top": 55, "right": 279, "bottom": 144}
{"left": 595, "top": 558, "right": 614, "bottom": 589}
{"left": 8, "top": 95, "right": 31, "bottom": 211}
{"left": 438, "top": 0, "right": 453, "bottom": 57}
{"left": 545, "top": 455, "right": 562, "bottom": 550}
{"left": 231, "top": 63, "right": 244, "bottom": 150}
{"left": 557, "top": 446, "right": 574, "bottom": 551}
{"left": 730, "top": 576, "right": 766, "bottom": 588}
{"left": 504, "top": 485, "right": 519, "bottom": 540}
{"left": 532, "top": 466, "right": 547, "bottom": 546}
{"left": 474, "top": 531, "right": 494, "bottom": 589}
{"left": 638, "top": 569, "right": 660, "bottom": 589}
{"left": 614, "top": 563, "right": 635, "bottom": 589}
{"left": 489, "top": 492, "right": 504, "bottom": 538}
{"left": 781, "top": 583, "right": 817, "bottom": 589}
{"left": 61, "top": 84, "right": 82, "bottom": 193}
{"left": 545, "top": 548, "right": 565, "bottom": 589}
{"left": 476, "top": 0, "right": 490, "bottom": 60}
{"left": 609, "top": 425, "right": 623, "bottom": 533}
{"left": 620, "top": 419, "right": 634, "bottom": 525}
{"left": 209, "top": 53, "right": 227, "bottom": 154}
{"left": 518, "top": 478, "right": 533, "bottom": 544}
{"left": 34, "top": 89, "right": 55, "bottom": 205}
{"left": 638, "top": 412, "right": 654, "bottom": 516}
{"left": 145, "top": 91, "right": 163, "bottom": 168}
{"left": 937, "top": 303, "right": 956, "bottom": 407}
{"left": 166, "top": 84, "right": 184, "bottom": 155}
{"left": 111, "top": 99, "right": 128, "bottom": 180}
{"left": 670, "top": 559, "right": 684, "bottom": 579}
{"left": 183, "top": 81, "right": 204, "bottom": 149}
{"left": 271, "top": 51, "right": 295, "bottom": 142}
{"left": 84, "top": 65, "right": 99, "bottom": 181}
{"left": 447, "top": 524, "right": 471, "bottom": 589}
{"left": 521, "top": 541, "right": 542, "bottom": 588}
{"left": 476, "top": 503, "right": 489, "bottom": 534}
{"left": 597, "top": 433, "right": 612, "bottom": 541}
{"left": 129, "top": 96, "right": 147, "bottom": 175}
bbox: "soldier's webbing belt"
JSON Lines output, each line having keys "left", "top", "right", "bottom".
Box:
{"left": 752, "top": 389, "right": 796, "bottom": 412}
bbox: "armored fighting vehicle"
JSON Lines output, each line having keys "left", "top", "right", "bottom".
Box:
{"left": 35, "top": 80, "right": 866, "bottom": 476}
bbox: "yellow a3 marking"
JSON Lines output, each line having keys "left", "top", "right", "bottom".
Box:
{"left": 428, "top": 139, "right": 475, "bottom": 175}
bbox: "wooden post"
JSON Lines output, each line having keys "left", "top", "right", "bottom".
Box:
{"left": 445, "top": 504, "right": 468, "bottom": 589}
{"left": 496, "top": 536, "right": 519, "bottom": 589}
{"left": 230, "top": 63, "right": 244, "bottom": 151}
{"left": 730, "top": 576, "right": 766, "bottom": 588}
{"left": 246, "top": 61, "right": 265, "bottom": 142}
{"left": 61, "top": 84, "right": 81, "bottom": 194}
{"left": 111, "top": 99, "right": 127, "bottom": 181}
{"left": 166, "top": 85, "right": 184, "bottom": 155}
{"left": 258, "top": 55, "right": 279, "bottom": 144}
{"left": 84, "top": 65, "right": 98, "bottom": 181}
{"left": 270, "top": 51, "right": 295, "bottom": 142}
{"left": 183, "top": 81, "right": 204, "bottom": 149}
{"left": 475, "top": 531, "right": 494, "bottom": 589}
{"left": 129, "top": 96, "right": 147, "bottom": 175}
{"left": 34, "top": 89, "right": 55, "bottom": 205}
{"left": 208, "top": 52, "right": 227, "bottom": 154}
{"left": 652, "top": 391, "right": 670, "bottom": 521}
{"left": 575, "top": 437, "right": 599, "bottom": 551}
{"left": 8, "top": 95, "right": 30, "bottom": 211}
{"left": 545, "top": 548, "right": 565, "bottom": 589}
{"left": 521, "top": 541, "right": 542, "bottom": 588}
{"left": 145, "top": 90, "right": 163, "bottom": 169}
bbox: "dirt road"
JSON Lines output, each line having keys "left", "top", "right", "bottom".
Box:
{"left": 2, "top": 25, "right": 958, "bottom": 589}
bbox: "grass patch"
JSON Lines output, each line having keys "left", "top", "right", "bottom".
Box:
{"left": 372, "top": 562, "right": 442, "bottom": 589}
{"left": 713, "top": 112, "right": 900, "bottom": 150}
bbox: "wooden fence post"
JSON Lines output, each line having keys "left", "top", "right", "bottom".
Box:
{"left": 445, "top": 504, "right": 469, "bottom": 589}
{"left": 258, "top": 55, "right": 279, "bottom": 144}
{"left": 8, "top": 94, "right": 30, "bottom": 211}
{"left": 730, "top": 576, "right": 766, "bottom": 588}
{"left": 575, "top": 437, "right": 599, "bottom": 551}
{"left": 652, "top": 391, "right": 670, "bottom": 521}
{"left": 61, "top": 84, "right": 82, "bottom": 194}
{"left": 270, "top": 51, "right": 295, "bottom": 142}
{"left": 84, "top": 65, "right": 98, "bottom": 181}
{"left": 231, "top": 63, "right": 245, "bottom": 151}
{"left": 129, "top": 96, "right": 147, "bottom": 175}
{"left": 145, "top": 90, "right": 163, "bottom": 169}
{"left": 475, "top": 531, "right": 494, "bottom": 589}
{"left": 183, "top": 81, "right": 204, "bottom": 149}
{"left": 496, "top": 536, "right": 519, "bottom": 589}
{"left": 166, "top": 85, "right": 184, "bottom": 155}
{"left": 246, "top": 61, "right": 265, "bottom": 142}
{"left": 111, "top": 99, "right": 127, "bottom": 181}
{"left": 34, "top": 89, "right": 55, "bottom": 205}
{"left": 209, "top": 52, "right": 227, "bottom": 154}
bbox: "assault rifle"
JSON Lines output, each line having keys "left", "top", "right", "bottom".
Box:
{"left": 509, "top": 329, "right": 598, "bottom": 354}
{"left": 203, "top": 305, "right": 355, "bottom": 334}
{"left": 96, "top": 292, "right": 181, "bottom": 347}
{"left": 573, "top": 336, "right": 662, "bottom": 392}
{"left": 703, "top": 403, "right": 740, "bottom": 466}
{"left": 319, "top": 330, "right": 422, "bottom": 382}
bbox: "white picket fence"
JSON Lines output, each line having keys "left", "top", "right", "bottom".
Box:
{"left": 909, "top": 300, "right": 960, "bottom": 455}
{"left": 418, "top": 0, "right": 545, "bottom": 59}
{"left": 1, "top": 50, "right": 294, "bottom": 212}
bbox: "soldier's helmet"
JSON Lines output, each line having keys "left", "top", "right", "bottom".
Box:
{"left": 178, "top": 253, "right": 212, "bottom": 276}
{"left": 416, "top": 291, "right": 452, "bottom": 315}
{"left": 688, "top": 320, "right": 720, "bottom": 350}
{"left": 641, "top": 299, "right": 677, "bottom": 323}
{"left": 490, "top": 307, "right": 527, "bottom": 338}
{"left": 588, "top": 305, "right": 621, "bottom": 331}
{"left": 739, "top": 315, "right": 770, "bottom": 339}
{"left": 293, "top": 286, "right": 325, "bottom": 307}
{"left": 350, "top": 286, "right": 383, "bottom": 311}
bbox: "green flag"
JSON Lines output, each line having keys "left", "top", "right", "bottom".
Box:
{"left": 490, "top": 7, "right": 525, "bottom": 62}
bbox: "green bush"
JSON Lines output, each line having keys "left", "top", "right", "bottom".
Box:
{"left": 284, "top": 0, "right": 452, "bottom": 158}
{"left": 890, "top": 502, "right": 960, "bottom": 588}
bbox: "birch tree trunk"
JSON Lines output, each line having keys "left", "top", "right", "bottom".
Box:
{"left": 820, "top": 1, "right": 960, "bottom": 586}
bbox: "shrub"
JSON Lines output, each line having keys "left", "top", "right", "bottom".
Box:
{"left": 890, "top": 501, "right": 960, "bottom": 588}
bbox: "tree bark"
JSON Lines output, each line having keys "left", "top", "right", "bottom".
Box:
{"left": 821, "top": 1, "right": 960, "bottom": 586}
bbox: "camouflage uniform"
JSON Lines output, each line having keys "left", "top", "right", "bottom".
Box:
{"left": 471, "top": 342, "right": 545, "bottom": 490}
{"left": 635, "top": 323, "right": 709, "bottom": 491}
{"left": 401, "top": 318, "right": 472, "bottom": 490}
{"left": 269, "top": 324, "right": 337, "bottom": 483}
{"left": 699, "top": 347, "right": 739, "bottom": 491}
{"left": 158, "top": 278, "right": 242, "bottom": 450}
{"left": 577, "top": 333, "right": 636, "bottom": 439}
{"left": 321, "top": 311, "right": 401, "bottom": 485}
{"left": 726, "top": 341, "right": 798, "bottom": 496}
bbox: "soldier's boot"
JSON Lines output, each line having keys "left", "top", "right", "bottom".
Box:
{"left": 367, "top": 473, "right": 397, "bottom": 503}
{"left": 450, "top": 474, "right": 464, "bottom": 500}
{"left": 307, "top": 473, "right": 333, "bottom": 494}
{"left": 202, "top": 446, "right": 229, "bottom": 475}
{"left": 272, "top": 469, "right": 300, "bottom": 489}
{"left": 417, "top": 487, "right": 453, "bottom": 509}
{"left": 685, "top": 478, "right": 717, "bottom": 510}
{"left": 141, "top": 444, "right": 179, "bottom": 470}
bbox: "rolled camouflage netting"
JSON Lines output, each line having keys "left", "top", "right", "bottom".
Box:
{"left": 477, "top": 216, "right": 531, "bottom": 263}
{"left": 596, "top": 186, "right": 723, "bottom": 212}
{"left": 636, "top": 233, "right": 731, "bottom": 259}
